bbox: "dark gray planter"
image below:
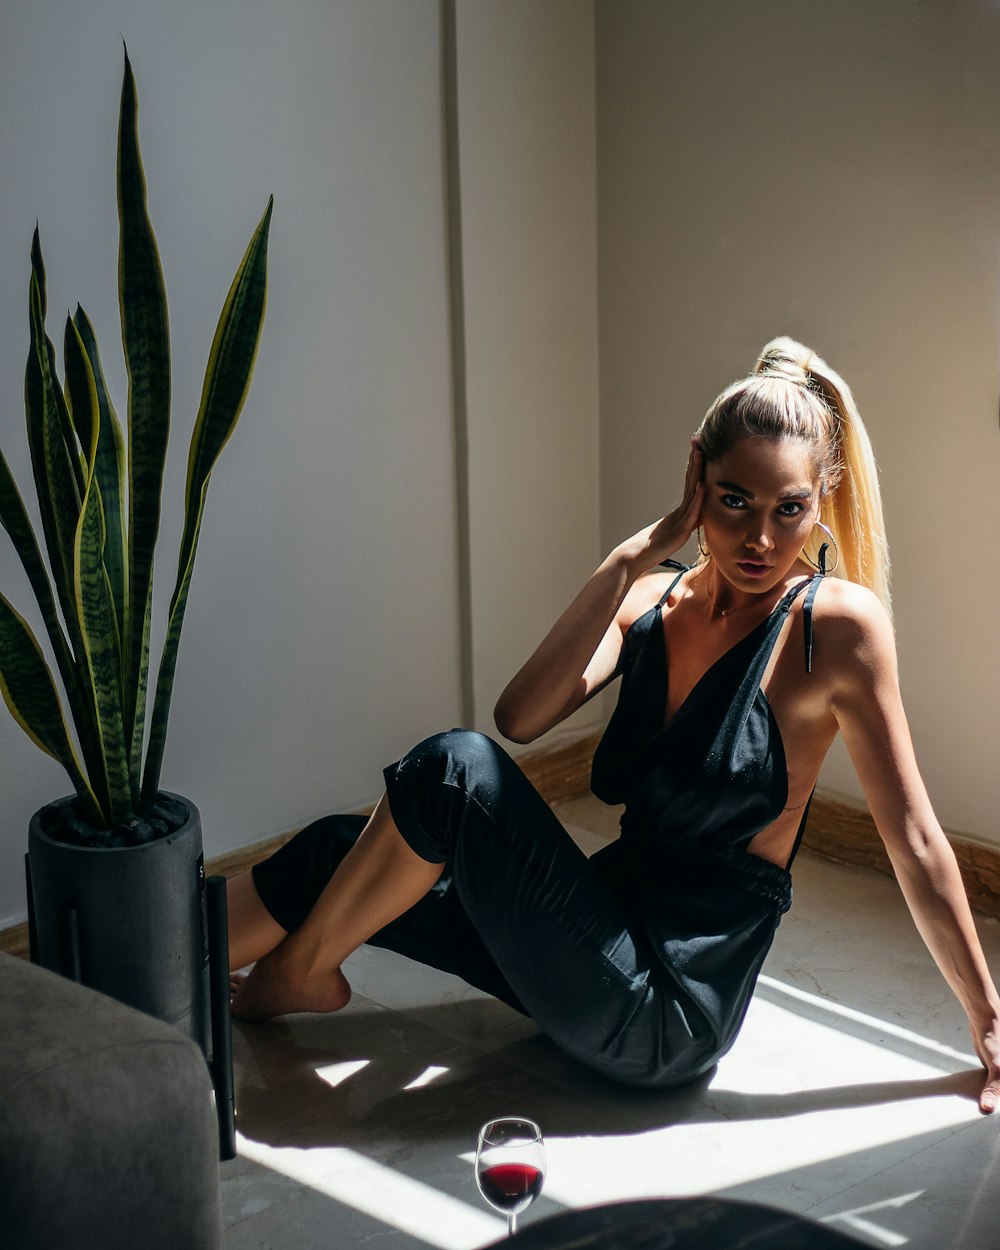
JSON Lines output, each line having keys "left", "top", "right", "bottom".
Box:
{"left": 27, "top": 792, "right": 210, "bottom": 1053}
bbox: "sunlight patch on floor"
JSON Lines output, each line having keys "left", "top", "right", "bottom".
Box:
{"left": 236, "top": 1134, "right": 506, "bottom": 1249}
{"left": 536, "top": 994, "right": 977, "bottom": 1212}
{"left": 403, "top": 1063, "right": 452, "bottom": 1090}
{"left": 758, "top": 975, "right": 978, "bottom": 1065}
{"left": 820, "top": 1191, "right": 922, "bottom": 1247}
{"left": 314, "top": 1058, "right": 370, "bottom": 1088}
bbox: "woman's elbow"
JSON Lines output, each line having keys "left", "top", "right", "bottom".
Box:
{"left": 493, "top": 700, "right": 541, "bottom": 745}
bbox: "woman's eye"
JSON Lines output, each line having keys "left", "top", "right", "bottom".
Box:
{"left": 720, "top": 494, "right": 746, "bottom": 510}
{"left": 777, "top": 502, "right": 805, "bottom": 517}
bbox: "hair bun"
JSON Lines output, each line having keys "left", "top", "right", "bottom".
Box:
{"left": 753, "top": 336, "right": 813, "bottom": 387}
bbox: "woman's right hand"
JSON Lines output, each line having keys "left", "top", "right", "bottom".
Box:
{"left": 617, "top": 440, "right": 705, "bottom": 573}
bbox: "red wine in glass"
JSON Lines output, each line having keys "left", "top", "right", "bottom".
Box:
{"left": 476, "top": 1118, "right": 545, "bottom": 1235}
{"left": 478, "top": 1162, "right": 544, "bottom": 1212}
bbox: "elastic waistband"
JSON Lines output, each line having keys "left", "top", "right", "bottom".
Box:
{"left": 617, "top": 826, "right": 793, "bottom": 912}
{"left": 701, "top": 837, "right": 793, "bottom": 911}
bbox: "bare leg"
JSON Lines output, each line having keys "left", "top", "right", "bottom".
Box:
{"left": 227, "top": 870, "right": 289, "bottom": 972}
{"left": 231, "top": 795, "right": 444, "bottom": 1021}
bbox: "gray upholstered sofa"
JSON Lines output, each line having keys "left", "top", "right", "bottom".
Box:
{"left": 0, "top": 952, "right": 223, "bottom": 1250}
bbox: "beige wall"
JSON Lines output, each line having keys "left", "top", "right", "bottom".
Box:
{"left": 453, "top": 0, "right": 602, "bottom": 742}
{"left": 596, "top": 0, "right": 1000, "bottom": 842}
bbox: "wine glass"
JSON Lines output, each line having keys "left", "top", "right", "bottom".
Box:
{"left": 475, "top": 1117, "right": 545, "bottom": 1236}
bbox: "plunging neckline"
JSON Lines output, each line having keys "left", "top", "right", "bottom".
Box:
{"left": 655, "top": 577, "right": 807, "bottom": 734}
{"left": 590, "top": 565, "right": 824, "bottom": 872}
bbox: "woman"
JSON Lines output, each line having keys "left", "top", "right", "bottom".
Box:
{"left": 228, "top": 337, "right": 1000, "bottom": 1112}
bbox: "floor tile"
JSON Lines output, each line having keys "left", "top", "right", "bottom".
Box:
{"left": 799, "top": 1113, "right": 1000, "bottom": 1248}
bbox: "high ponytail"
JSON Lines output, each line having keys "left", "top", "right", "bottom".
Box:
{"left": 789, "top": 341, "right": 891, "bottom": 619}
{"left": 695, "top": 336, "right": 892, "bottom": 618}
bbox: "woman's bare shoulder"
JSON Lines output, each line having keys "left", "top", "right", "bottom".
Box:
{"left": 810, "top": 576, "right": 896, "bottom": 681}
{"left": 616, "top": 566, "right": 688, "bottom": 633}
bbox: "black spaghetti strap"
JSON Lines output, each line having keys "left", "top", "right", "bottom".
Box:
{"left": 802, "top": 574, "right": 824, "bottom": 673}
{"left": 656, "top": 561, "right": 690, "bottom": 610}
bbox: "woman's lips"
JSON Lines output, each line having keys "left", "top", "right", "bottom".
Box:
{"left": 736, "top": 561, "right": 772, "bottom": 577}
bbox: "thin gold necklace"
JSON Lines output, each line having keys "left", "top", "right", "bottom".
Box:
{"left": 699, "top": 564, "right": 769, "bottom": 619}
{"left": 700, "top": 564, "right": 793, "bottom": 619}
{"left": 707, "top": 592, "right": 738, "bottom": 618}
{"left": 699, "top": 566, "right": 742, "bottom": 618}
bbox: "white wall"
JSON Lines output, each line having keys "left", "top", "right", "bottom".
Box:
{"left": 453, "top": 0, "right": 602, "bottom": 741}
{"left": 0, "top": 0, "right": 463, "bottom": 924}
{"left": 595, "top": 0, "right": 1000, "bottom": 843}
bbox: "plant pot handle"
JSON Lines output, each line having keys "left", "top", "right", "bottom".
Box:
{"left": 207, "top": 875, "right": 236, "bottom": 1161}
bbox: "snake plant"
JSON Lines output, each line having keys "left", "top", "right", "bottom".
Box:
{"left": 0, "top": 49, "right": 272, "bottom": 835}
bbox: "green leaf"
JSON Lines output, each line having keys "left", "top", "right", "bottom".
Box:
{"left": 30, "top": 225, "right": 47, "bottom": 319}
{"left": 25, "top": 262, "right": 83, "bottom": 654}
{"left": 0, "top": 593, "right": 102, "bottom": 824}
{"left": 74, "top": 306, "right": 128, "bottom": 660}
{"left": 25, "top": 264, "right": 110, "bottom": 809}
{"left": 180, "top": 196, "right": 273, "bottom": 566}
{"left": 22, "top": 270, "right": 108, "bottom": 815}
{"left": 72, "top": 346, "right": 131, "bottom": 823}
{"left": 141, "top": 197, "right": 272, "bottom": 807}
{"left": 30, "top": 230, "right": 86, "bottom": 499}
{"left": 129, "top": 600, "right": 151, "bottom": 806}
{"left": 118, "top": 47, "right": 170, "bottom": 774}
{"left": 64, "top": 314, "right": 97, "bottom": 475}
{"left": 0, "top": 448, "right": 80, "bottom": 714}
{"left": 17, "top": 290, "right": 108, "bottom": 810}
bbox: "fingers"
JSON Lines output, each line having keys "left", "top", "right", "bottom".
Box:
{"left": 972, "top": 1019, "right": 1000, "bottom": 1113}
{"left": 681, "top": 440, "right": 705, "bottom": 522}
{"left": 684, "top": 481, "right": 704, "bottom": 529}
{"left": 980, "top": 1072, "right": 1000, "bottom": 1114}
{"left": 685, "top": 439, "right": 704, "bottom": 488}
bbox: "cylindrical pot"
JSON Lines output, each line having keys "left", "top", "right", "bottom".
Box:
{"left": 28, "top": 792, "right": 211, "bottom": 1053}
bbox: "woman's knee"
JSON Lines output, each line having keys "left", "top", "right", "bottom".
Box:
{"left": 398, "top": 729, "right": 508, "bottom": 793}
{"left": 384, "top": 729, "right": 515, "bottom": 860}
{"left": 419, "top": 728, "right": 498, "bottom": 763}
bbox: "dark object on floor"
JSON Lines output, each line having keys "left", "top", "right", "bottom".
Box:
{"left": 24, "top": 845, "right": 235, "bottom": 1160}
{"left": 485, "top": 1197, "right": 866, "bottom": 1248}
{"left": 0, "top": 953, "right": 222, "bottom": 1250}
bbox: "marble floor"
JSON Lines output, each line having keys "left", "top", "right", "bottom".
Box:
{"left": 221, "top": 795, "right": 1000, "bottom": 1249}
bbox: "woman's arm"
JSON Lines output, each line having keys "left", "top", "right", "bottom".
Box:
{"left": 830, "top": 589, "right": 1000, "bottom": 1113}
{"left": 494, "top": 444, "right": 704, "bottom": 744}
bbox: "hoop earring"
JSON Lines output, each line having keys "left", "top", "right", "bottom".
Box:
{"left": 803, "top": 521, "right": 839, "bottom": 575}
{"left": 696, "top": 527, "right": 709, "bottom": 559}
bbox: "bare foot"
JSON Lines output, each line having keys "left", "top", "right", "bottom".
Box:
{"left": 230, "top": 949, "right": 351, "bottom": 1021}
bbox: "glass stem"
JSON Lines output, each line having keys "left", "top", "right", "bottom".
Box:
{"left": 508, "top": 1212, "right": 517, "bottom": 1236}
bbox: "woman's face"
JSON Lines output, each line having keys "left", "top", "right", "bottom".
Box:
{"left": 701, "top": 436, "right": 821, "bottom": 593}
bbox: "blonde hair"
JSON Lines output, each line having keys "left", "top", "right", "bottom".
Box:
{"left": 694, "top": 337, "right": 891, "bottom": 617}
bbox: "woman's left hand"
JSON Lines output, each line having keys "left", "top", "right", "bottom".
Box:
{"left": 973, "top": 1017, "right": 1000, "bottom": 1113}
